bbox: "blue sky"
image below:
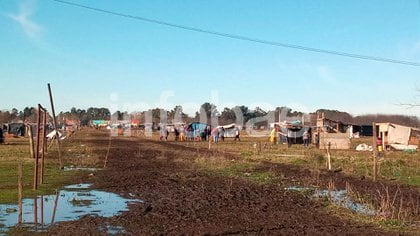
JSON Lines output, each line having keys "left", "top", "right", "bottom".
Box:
{"left": 1, "top": 0, "right": 420, "bottom": 116}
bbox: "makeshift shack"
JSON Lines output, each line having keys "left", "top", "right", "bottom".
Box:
{"left": 268, "top": 120, "right": 310, "bottom": 144}
{"left": 376, "top": 123, "right": 420, "bottom": 150}
{"left": 283, "top": 120, "right": 305, "bottom": 145}
{"left": 316, "top": 113, "right": 351, "bottom": 149}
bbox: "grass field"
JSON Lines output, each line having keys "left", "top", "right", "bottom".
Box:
{"left": 168, "top": 135, "right": 420, "bottom": 186}
{"left": 0, "top": 132, "right": 99, "bottom": 204}
{"left": 1, "top": 131, "right": 419, "bottom": 202}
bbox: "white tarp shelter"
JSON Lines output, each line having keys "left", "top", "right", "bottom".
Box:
{"left": 217, "top": 124, "right": 240, "bottom": 138}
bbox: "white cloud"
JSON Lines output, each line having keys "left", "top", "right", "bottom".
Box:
{"left": 7, "top": 0, "right": 43, "bottom": 39}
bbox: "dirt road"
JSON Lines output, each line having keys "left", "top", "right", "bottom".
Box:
{"left": 45, "top": 130, "right": 418, "bottom": 235}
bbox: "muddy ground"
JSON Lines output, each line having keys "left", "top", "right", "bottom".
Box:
{"left": 43, "top": 129, "right": 419, "bottom": 235}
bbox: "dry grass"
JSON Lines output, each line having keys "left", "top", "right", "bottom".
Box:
{"left": 0, "top": 129, "right": 104, "bottom": 204}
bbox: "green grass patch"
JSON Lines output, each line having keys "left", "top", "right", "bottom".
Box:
{"left": 405, "top": 176, "right": 420, "bottom": 186}
{"left": 378, "top": 219, "right": 410, "bottom": 228}
{"left": 290, "top": 158, "right": 307, "bottom": 165}
{"left": 0, "top": 161, "right": 86, "bottom": 204}
{"left": 243, "top": 171, "right": 275, "bottom": 184}
{"left": 0, "top": 131, "right": 102, "bottom": 204}
{"left": 240, "top": 151, "right": 254, "bottom": 157}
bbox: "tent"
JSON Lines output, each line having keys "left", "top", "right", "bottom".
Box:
{"left": 217, "top": 123, "right": 240, "bottom": 138}
{"left": 186, "top": 122, "right": 210, "bottom": 140}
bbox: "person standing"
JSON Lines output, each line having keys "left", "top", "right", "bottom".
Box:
{"left": 174, "top": 127, "right": 180, "bottom": 141}
{"left": 160, "top": 126, "right": 168, "bottom": 141}
{"left": 303, "top": 130, "right": 309, "bottom": 147}
{"left": 287, "top": 129, "right": 293, "bottom": 147}
{"left": 211, "top": 127, "right": 219, "bottom": 143}
{"left": 269, "top": 127, "right": 277, "bottom": 144}
{"left": 220, "top": 127, "right": 225, "bottom": 141}
{"left": 234, "top": 127, "right": 240, "bottom": 141}
{"left": 165, "top": 128, "right": 169, "bottom": 141}
{"left": 179, "top": 126, "right": 185, "bottom": 141}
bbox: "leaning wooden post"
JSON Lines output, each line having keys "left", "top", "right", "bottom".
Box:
{"left": 27, "top": 125, "right": 35, "bottom": 159}
{"left": 40, "top": 111, "right": 47, "bottom": 185}
{"left": 33, "top": 105, "right": 41, "bottom": 190}
{"left": 18, "top": 162, "right": 23, "bottom": 224}
{"left": 48, "top": 83, "right": 63, "bottom": 169}
{"left": 372, "top": 122, "right": 378, "bottom": 181}
{"left": 103, "top": 135, "right": 112, "bottom": 168}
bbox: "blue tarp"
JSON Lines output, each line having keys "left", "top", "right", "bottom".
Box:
{"left": 187, "top": 122, "right": 209, "bottom": 132}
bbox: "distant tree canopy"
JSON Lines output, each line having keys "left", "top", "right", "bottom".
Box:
{"left": 59, "top": 107, "right": 111, "bottom": 126}
{"left": 0, "top": 107, "right": 37, "bottom": 123}
{"left": 352, "top": 114, "right": 420, "bottom": 127}
{"left": 1, "top": 106, "right": 418, "bottom": 128}
{"left": 314, "top": 109, "right": 420, "bottom": 127}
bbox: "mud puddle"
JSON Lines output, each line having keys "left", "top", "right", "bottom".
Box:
{"left": 0, "top": 183, "right": 141, "bottom": 235}
{"left": 285, "top": 186, "right": 376, "bottom": 215}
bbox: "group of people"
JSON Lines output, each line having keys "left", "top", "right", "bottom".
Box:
{"left": 160, "top": 125, "right": 241, "bottom": 143}
{"left": 269, "top": 124, "right": 311, "bottom": 147}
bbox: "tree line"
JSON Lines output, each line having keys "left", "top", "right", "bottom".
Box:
{"left": 1, "top": 104, "right": 419, "bottom": 128}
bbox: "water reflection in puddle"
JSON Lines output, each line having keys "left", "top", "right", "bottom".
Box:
{"left": 0, "top": 183, "right": 141, "bottom": 234}
{"left": 98, "top": 223, "right": 127, "bottom": 235}
{"left": 285, "top": 186, "right": 376, "bottom": 215}
{"left": 63, "top": 166, "right": 100, "bottom": 172}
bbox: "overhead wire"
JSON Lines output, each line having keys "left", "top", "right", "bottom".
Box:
{"left": 51, "top": 0, "right": 420, "bottom": 67}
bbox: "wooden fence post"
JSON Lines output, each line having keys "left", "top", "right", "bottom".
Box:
{"left": 33, "top": 106, "right": 41, "bottom": 190}
{"left": 28, "top": 125, "right": 35, "bottom": 159}
{"left": 18, "top": 162, "right": 23, "bottom": 224}
{"left": 326, "top": 142, "right": 332, "bottom": 170}
{"left": 208, "top": 138, "right": 211, "bottom": 150}
{"left": 372, "top": 122, "right": 378, "bottom": 181}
